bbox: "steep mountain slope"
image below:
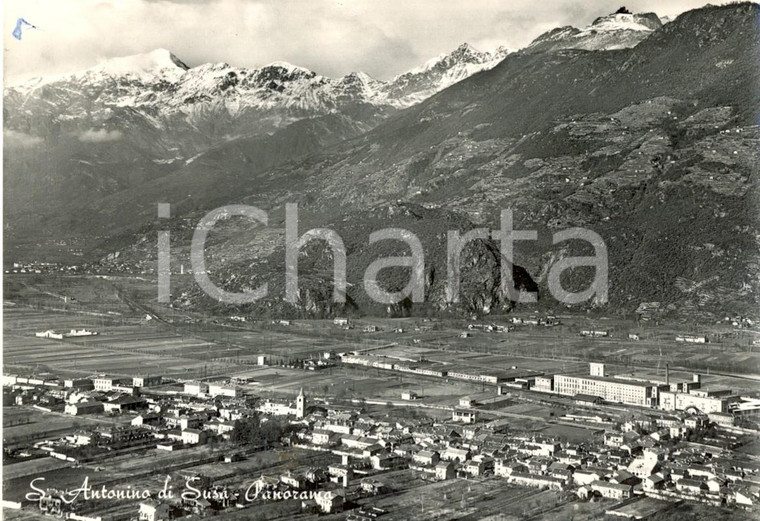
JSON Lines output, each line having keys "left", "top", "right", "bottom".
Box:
{"left": 106, "top": 2, "right": 757, "bottom": 318}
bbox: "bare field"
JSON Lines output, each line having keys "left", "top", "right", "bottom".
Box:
{"left": 342, "top": 472, "right": 574, "bottom": 521}
{"left": 3, "top": 306, "right": 242, "bottom": 379}
{"left": 5, "top": 275, "right": 759, "bottom": 392}
{"left": 3, "top": 407, "right": 131, "bottom": 446}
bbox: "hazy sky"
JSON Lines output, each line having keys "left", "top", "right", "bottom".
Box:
{"left": 3, "top": 0, "right": 721, "bottom": 83}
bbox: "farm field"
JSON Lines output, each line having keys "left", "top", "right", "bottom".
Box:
{"left": 345, "top": 472, "right": 575, "bottom": 521}
{"left": 5, "top": 304, "right": 757, "bottom": 407}
{"left": 3, "top": 304, "right": 262, "bottom": 379}
{"left": 3, "top": 407, "right": 131, "bottom": 447}
{"left": 5, "top": 275, "right": 759, "bottom": 390}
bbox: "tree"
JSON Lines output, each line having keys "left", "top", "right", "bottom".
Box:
{"left": 231, "top": 415, "right": 293, "bottom": 447}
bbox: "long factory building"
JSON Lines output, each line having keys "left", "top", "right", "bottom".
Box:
{"left": 546, "top": 363, "right": 738, "bottom": 413}
{"left": 340, "top": 354, "right": 543, "bottom": 384}
{"left": 342, "top": 353, "right": 737, "bottom": 414}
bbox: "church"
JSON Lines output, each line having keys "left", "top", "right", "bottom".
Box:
{"left": 256, "top": 388, "right": 306, "bottom": 419}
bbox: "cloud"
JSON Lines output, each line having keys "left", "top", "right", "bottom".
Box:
{"left": 4, "top": 129, "right": 43, "bottom": 148}
{"left": 78, "top": 129, "right": 123, "bottom": 143}
{"left": 3, "top": 0, "right": 720, "bottom": 83}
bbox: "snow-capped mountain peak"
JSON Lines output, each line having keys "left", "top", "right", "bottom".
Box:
{"left": 450, "top": 42, "right": 480, "bottom": 57}
{"left": 405, "top": 42, "right": 507, "bottom": 76}
{"left": 261, "top": 61, "right": 318, "bottom": 78}
{"left": 588, "top": 11, "right": 662, "bottom": 33}
{"left": 6, "top": 40, "right": 514, "bottom": 119}
{"left": 92, "top": 48, "right": 189, "bottom": 76}
{"left": 384, "top": 43, "right": 511, "bottom": 105}
{"left": 526, "top": 8, "right": 662, "bottom": 53}
{"left": 9, "top": 48, "right": 190, "bottom": 91}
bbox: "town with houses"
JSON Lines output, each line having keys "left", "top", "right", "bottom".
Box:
{"left": 4, "top": 318, "right": 760, "bottom": 521}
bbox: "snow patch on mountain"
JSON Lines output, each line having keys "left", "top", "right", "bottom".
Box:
{"left": 526, "top": 10, "right": 662, "bottom": 53}
{"left": 387, "top": 43, "right": 512, "bottom": 106}
{"left": 91, "top": 48, "right": 189, "bottom": 77}
{"left": 5, "top": 42, "right": 513, "bottom": 141}
{"left": 12, "top": 49, "right": 189, "bottom": 92}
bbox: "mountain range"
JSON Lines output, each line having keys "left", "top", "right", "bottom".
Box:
{"left": 4, "top": 4, "right": 759, "bottom": 319}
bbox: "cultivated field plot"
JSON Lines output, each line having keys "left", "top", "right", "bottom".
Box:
{"left": 354, "top": 378, "right": 481, "bottom": 406}
{"left": 3, "top": 464, "right": 94, "bottom": 504}
{"left": 3, "top": 407, "right": 129, "bottom": 446}
{"left": 3, "top": 307, "right": 121, "bottom": 335}
{"left": 345, "top": 315, "right": 760, "bottom": 379}
{"left": 3, "top": 306, "right": 240, "bottom": 378}
{"left": 207, "top": 449, "right": 336, "bottom": 487}
{"left": 3, "top": 458, "right": 71, "bottom": 483}
{"left": 521, "top": 497, "right": 610, "bottom": 521}
{"left": 162, "top": 322, "right": 368, "bottom": 367}
{"left": 4, "top": 274, "right": 150, "bottom": 319}
{"left": 4, "top": 332, "right": 225, "bottom": 378}
{"left": 343, "top": 471, "right": 573, "bottom": 521}
{"left": 242, "top": 364, "right": 492, "bottom": 410}
{"left": 538, "top": 423, "right": 604, "bottom": 444}
{"left": 367, "top": 345, "right": 438, "bottom": 359}
{"left": 7, "top": 276, "right": 759, "bottom": 385}
{"left": 497, "top": 402, "right": 563, "bottom": 419}
{"left": 606, "top": 497, "right": 678, "bottom": 520}
{"left": 605, "top": 501, "right": 760, "bottom": 521}
{"left": 234, "top": 366, "right": 345, "bottom": 393}
{"left": 3, "top": 407, "right": 35, "bottom": 427}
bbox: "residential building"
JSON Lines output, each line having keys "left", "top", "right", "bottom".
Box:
{"left": 574, "top": 469, "right": 606, "bottom": 486}
{"left": 315, "top": 490, "right": 344, "bottom": 513}
{"left": 281, "top": 472, "right": 307, "bottom": 490}
{"left": 435, "top": 461, "right": 456, "bottom": 480}
{"left": 591, "top": 481, "right": 633, "bottom": 499}
{"left": 401, "top": 391, "right": 418, "bottom": 401}
{"left": 208, "top": 383, "right": 237, "bottom": 398}
{"left": 64, "top": 400, "right": 104, "bottom": 416}
{"left": 93, "top": 375, "right": 123, "bottom": 392}
{"left": 103, "top": 395, "right": 148, "bottom": 414}
{"left": 182, "top": 428, "right": 207, "bottom": 445}
{"left": 138, "top": 501, "right": 170, "bottom": 521}
{"left": 133, "top": 376, "right": 162, "bottom": 387}
{"left": 452, "top": 409, "right": 477, "bottom": 424}
{"left": 312, "top": 429, "right": 334, "bottom": 446}
{"left": 183, "top": 382, "right": 208, "bottom": 396}
{"left": 413, "top": 450, "right": 439, "bottom": 466}
{"left": 676, "top": 478, "right": 708, "bottom": 495}
{"left": 508, "top": 472, "right": 566, "bottom": 490}
{"left": 644, "top": 474, "right": 667, "bottom": 491}
{"left": 708, "top": 412, "right": 735, "bottom": 427}
{"left": 132, "top": 413, "right": 161, "bottom": 428}
{"left": 441, "top": 447, "right": 470, "bottom": 462}
{"left": 63, "top": 378, "right": 94, "bottom": 390}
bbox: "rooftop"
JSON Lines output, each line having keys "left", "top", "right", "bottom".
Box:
{"left": 556, "top": 373, "right": 654, "bottom": 388}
